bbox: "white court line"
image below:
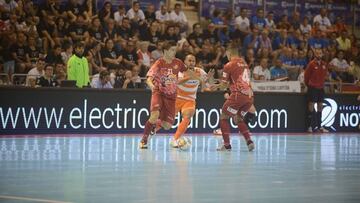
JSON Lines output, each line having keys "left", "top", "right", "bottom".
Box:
{"left": 0, "top": 195, "right": 72, "bottom": 203}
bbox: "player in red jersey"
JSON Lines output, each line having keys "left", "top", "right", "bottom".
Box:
{"left": 304, "top": 48, "right": 329, "bottom": 133}
{"left": 139, "top": 41, "right": 187, "bottom": 149}
{"left": 217, "top": 45, "right": 256, "bottom": 151}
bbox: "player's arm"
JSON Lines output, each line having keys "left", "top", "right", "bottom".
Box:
{"left": 146, "top": 76, "right": 155, "bottom": 91}
{"left": 218, "top": 64, "right": 231, "bottom": 90}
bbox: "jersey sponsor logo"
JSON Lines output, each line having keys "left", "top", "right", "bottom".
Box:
{"left": 174, "top": 65, "right": 179, "bottom": 70}
{"left": 227, "top": 107, "right": 238, "bottom": 115}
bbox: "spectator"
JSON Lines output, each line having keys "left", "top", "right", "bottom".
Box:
{"left": 270, "top": 58, "right": 288, "bottom": 81}
{"left": 39, "top": 0, "right": 63, "bottom": 19}
{"left": 251, "top": 8, "right": 266, "bottom": 30}
{"left": 2, "top": 33, "right": 17, "bottom": 77}
{"left": 67, "top": 42, "right": 90, "bottom": 88}
{"left": 114, "top": 5, "right": 127, "bottom": 26}
{"left": 27, "top": 58, "right": 45, "bottom": 86}
{"left": 54, "top": 62, "right": 66, "bottom": 76}
{"left": 336, "top": 30, "right": 351, "bottom": 52}
{"left": 54, "top": 17, "right": 70, "bottom": 45}
{"left": 45, "top": 45, "right": 63, "bottom": 64}
{"left": 115, "top": 70, "right": 135, "bottom": 89}
{"left": 300, "top": 16, "right": 312, "bottom": 34}
{"left": 117, "top": 17, "right": 134, "bottom": 43}
{"left": 151, "top": 40, "right": 164, "bottom": 60}
{"left": 137, "top": 41, "right": 152, "bottom": 68}
{"left": 61, "top": 42, "right": 73, "bottom": 65}
{"left": 101, "top": 39, "right": 123, "bottom": 71}
{"left": 175, "top": 39, "right": 194, "bottom": 61}
{"left": 65, "top": 0, "right": 88, "bottom": 23}
{"left": 36, "top": 64, "right": 58, "bottom": 87}
{"left": 91, "top": 70, "right": 112, "bottom": 88}
{"left": 25, "top": 36, "right": 43, "bottom": 65}
{"left": 127, "top": 1, "right": 145, "bottom": 23}
{"left": 258, "top": 29, "right": 272, "bottom": 54}
{"left": 245, "top": 48, "right": 256, "bottom": 70}
{"left": 329, "top": 50, "right": 352, "bottom": 82}
{"left": 313, "top": 8, "right": 331, "bottom": 32}
{"left": 131, "top": 65, "right": 143, "bottom": 88}
{"left": 196, "top": 44, "right": 216, "bottom": 72}
{"left": 144, "top": 4, "right": 156, "bottom": 23}
{"left": 69, "top": 14, "right": 90, "bottom": 44}
{"left": 0, "top": 0, "right": 18, "bottom": 19}
{"left": 104, "top": 18, "right": 119, "bottom": 43}
{"left": 272, "top": 29, "right": 289, "bottom": 51}
{"left": 140, "top": 20, "right": 162, "bottom": 50}
{"left": 121, "top": 40, "right": 139, "bottom": 70}
{"left": 89, "top": 17, "right": 106, "bottom": 44}
{"left": 98, "top": 1, "right": 114, "bottom": 24}
{"left": 83, "top": 0, "right": 96, "bottom": 20}
{"left": 308, "top": 30, "right": 329, "bottom": 50}
{"left": 252, "top": 58, "right": 270, "bottom": 81}
{"left": 170, "top": 3, "right": 188, "bottom": 33}
{"left": 277, "top": 14, "right": 291, "bottom": 30}
{"left": 333, "top": 16, "right": 347, "bottom": 35}
{"left": 155, "top": 5, "right": 170, "bottom": 23}
{"left": 188, "top": 23, "right": 204, "bottom": 52}
{"left": 11, "top": 32, "right": 29, "bottom": 73}
{"left": 265, "top": 11, "right": 276, "bottom": 32}
{"left": 243, "top": 26, "right": 260, "bottom": 55}
{"left": 290, "top": 11, "right": 301, "bottom": 30}
{"left": 234, "top": 8, "right": 250, "bottom": 39}
{"left": 86, "top": 42, "right": 104, "bottom": 74}
{"left": 280, "top": 48, "right": 299, "bottom": 80}
{"left": 162, "top": 24, "right": 179, "bottom": 43}
{"left": 203, "top": 23, "right": 220, "bottom": 46}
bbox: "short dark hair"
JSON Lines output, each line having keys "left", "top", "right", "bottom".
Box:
{"left": 74, "top": 41, "right": 85, "bottom": 48}
{"left": 162, "top": 40, "right": 177, "bottom": 50}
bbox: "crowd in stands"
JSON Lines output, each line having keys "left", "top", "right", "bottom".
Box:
{"left": 0, "top": 0, "right": 359, "bottom": 92}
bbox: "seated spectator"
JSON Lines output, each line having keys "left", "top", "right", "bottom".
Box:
{"left": 329, "top": 50, "right": 353, "bottom": 82}
{"left": 243, "top": 26, "right": 260, "bottom": 55}
{"left": 151, "top": 40, "right": 164, "bottom": 60}
{"left": 38, "top": 15, "right": 57, "bottom": 52}
{"left": 91, "top": 70, "right": 113, "bottom": 88}
{"left": 265, "top": 11, "right": 276, "bottom": 33}
{"left": 308, "top": 30, "right": 329, "bottom": 50}
{"left": 155, "top": 5, "right": 170, "bottom": 33}
{"left": 36, "top": 64, "right": 58, "bottom": 87}
{"left": 251, "top": 8, "right": 266, "bottom": 30}
{"left": 170, "top": 3, "right": 188, "bottom": 33}
{"left": 121, "top": 40, "right": 139, "bottom": 70}
{"left": 101, "top": 39, "right": 123, "bottom": 71}
{"left": 280, "top": 48, "right": 300, "bottom": 80}
{"left": 333, "top": 16, "right": 347, "bottom": 35}
{"left": 144, "top": 4, "right": 156, "bottom": 24}
{"left": 252, "top": 58, "right": 270, "bottom": 81}
{"left": 54, "top": 17, "right": 70, "bottom": 45}
{"left": 203, "top": 23, "right": 220, "bottom": 46}
{"left": 162, "top": 24, "right": 180, "bottom": 43}
{"left": 104, "top": 18, "right": 119, "bottom": 43}
{"left": 65, "top": 0, "right": 88, "bottom": 23}
{"left": 290, "top": 11, "right": 301, "bottom": 30}
{"left": 295, "top": 50, "right": 308, "bottom": 70}
{"left": 196, "top": 44, "right": 216, "bottom": 72}
{"left": 89, "top": 17, "right": 106, "bottom": 44}
{"left": 313, "top": 8, "right": 331, "bottom": 32}
{"left": 270, "top": 58, "right": 288, "bottom": 81}
{"left": 131, "top": 65, "right": 143, "bottom": 88}
{"left": 114, "top": 70, "right": 135, "bottom": 89}
{"left": 258, "top": 29, "right": 272, "bottom": 54}
{"left": 69, "top": 14, "right": 90, "bottom": 44}
{"left": 175, "top": 39, "right": 194, "bottom": 61}
{"left": 300, "top": 16, "right": 312, "bottom": 34}
{"left": 126, "top": 1, "right": 145, "bottom": 24}
{"left": 26, "top": 58, "right": 45, "bottom": 86}
{"left": 54, "top": 62, "right": 66, "bottom": 77}
{"left": 140, "top": 20, "right": 162, "bottom": 51}
{"left": 288, "top": 30, "right": 302, "bottom": 50}
{"left": 336, "top": 30, "right": 351, "bottom": 52}
{"left": 245, "top": 48, "right": 256, "bottom": 70}
{"left": 61, "top": 42, "right": 73, "bottom": 65}
{"left": 234, "top": 8, "right": 251, "bottom": 39}
{"left": 117, "top": 17, "right": 135, "bottom": 43}
{"left": 11, "top": 32, "right": 30, "bottom": 73}
{"left": 86, "top": 42, "right": 104, "bottom": 74}
{"left": 188, "top": 23, "right": 204, "bottom": 53}
{"left": 114, "top": 5, "right": 127, "bottom": 26}
{"left": 98, "top": 1, "right": 114, "bottom": 25}
{"left": 137, "top": 41, "right": 152, "bottom": 75}
{"left": 45, "top": 45, "right": 63, "bottom": 64}
{"left": 277, "top": 14, "right": 291, "bottom": 30}
{"left": 272, "top": 29, "right": 289, "bottom": 51}
{"left": 25, "top": 36, "right": 43, "bottom": 65}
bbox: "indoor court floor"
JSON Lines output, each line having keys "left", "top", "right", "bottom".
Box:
{"left": 0, "top": 133, "right": 360, "bottom": 203}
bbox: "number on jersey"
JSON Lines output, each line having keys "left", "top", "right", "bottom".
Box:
{"left": 242, "top": 69, "right": 250, "bottom": 84}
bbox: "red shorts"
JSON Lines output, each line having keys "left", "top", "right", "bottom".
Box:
{"left": 222, "top": 93, "right": 253, "bottom": 117}
{"left": 150, "top": 92, "right": 176, "bottom": 124}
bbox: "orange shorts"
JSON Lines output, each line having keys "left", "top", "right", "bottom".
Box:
{"left": 175, "top": 98, "right": 196, "bottom": 114}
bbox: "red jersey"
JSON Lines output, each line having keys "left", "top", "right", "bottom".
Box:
{"left": 222, "top": 57, "right": 252, "bottom": 95}
{"left": 304, "top": 59, "right": 328, "bottom": 89}
{"left": 147, "top": 58, "right": 186, "bottom": 98}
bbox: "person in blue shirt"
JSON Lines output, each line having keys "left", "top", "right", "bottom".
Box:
{"left": 272, "top": 29, "right": 290, "bottom": 50}
{"left": 251, "top": 8, "right": 266, "bottom": 30}
{"left": 242, "top": 26, "right": 260, "bottom": 56}
{"left": 270, "top": 58, "right": 288, "bottom": 80}
{"left": 308, "top": 30, "right": 328, "bottom": 49}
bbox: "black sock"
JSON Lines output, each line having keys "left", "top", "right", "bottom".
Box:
{"left": 317, "top": 111, "right": 322, "bottom": 129}
{"left": 311, "top": 111, "right": 317, "bottom": 130}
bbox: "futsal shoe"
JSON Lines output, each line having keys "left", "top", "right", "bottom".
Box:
{"left": 247, "top": 140, "right": 255, "bottom": 152}
{"left": 139, "top": 140, "right": 148, "bottom": 149}
{"left": 307, "top": 127, "right": 313, "bottom": 133}
{"left": 217, "top": 144, "right": 232, "bottom": 151}
{"left": 319, "top": 127, "right": 329, "bottom": 133}
{"left": 169, "top": 139, "right": 179, "bottom": 148}
{"left": 213, "top": 128, "right": 222, "bottom": 136}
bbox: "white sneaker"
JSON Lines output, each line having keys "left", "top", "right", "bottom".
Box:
{"left": 213, "top": 128, "right": 222, "bottom": 136}
{"left": 169, "top": 139, "right": 179, "bottom": 148}
{"left": 307, "top": 127, "right": 313, "bottom": 133}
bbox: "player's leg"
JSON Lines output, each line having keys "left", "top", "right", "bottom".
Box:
{"left": 316, "top": 89, "right": 328, "bottom": 132}
{"left": 159, "top": 97, "right": 176, "bottom": 130}
{"left": 217, "top": 97, "right": 239, "bottom": 151}
{"left": 234, "top": 115, "right": 255, "bottom": 152}
{"left": 174, "top": 101, "right": 195, "bottom": 140}
{"left": 236, "top": 96, "right": 256, "bottom": 151}
{"left": 307, "top": 87, "right": 317, "bottom": 132}
{"left": 152, "top": 98, "right": 184, "bottom": 135}
{"left": 139, "top": 93, "right": 162, "bottom": 149}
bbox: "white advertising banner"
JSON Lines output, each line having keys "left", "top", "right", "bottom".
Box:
{"left": 251, "top": 81, "right": 301, "bottom": 93}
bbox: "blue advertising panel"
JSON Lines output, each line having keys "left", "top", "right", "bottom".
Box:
{"left": 201, "top": 0, "right": 232, "bottom": 18}
{"left": 298, "top": 0, "right": 325, "bottom": 20}
{"left": 327, "top": 2, "right": 352, "bottom": 25}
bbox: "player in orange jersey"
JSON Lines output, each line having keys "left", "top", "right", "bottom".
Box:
{"left": 170, "top": 54, "right": 207, "bottom": 148}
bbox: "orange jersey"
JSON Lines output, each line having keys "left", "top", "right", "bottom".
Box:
{"left": 177, "top": 67, "right": 207, "bottom": 101}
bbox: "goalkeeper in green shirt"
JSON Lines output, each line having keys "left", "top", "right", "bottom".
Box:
{"left": 67, "top": 42, "right": 90, "bottom": 88}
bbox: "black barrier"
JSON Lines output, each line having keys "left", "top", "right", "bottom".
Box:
{"left": 0, "top": 87, "right": 359, "bottom": 135}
